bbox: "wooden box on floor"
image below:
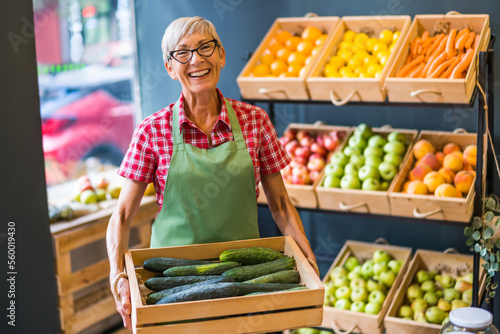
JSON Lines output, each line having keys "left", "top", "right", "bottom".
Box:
{"left": 384, "top": 249, "right": 486, "bottom": 334}
{"left": 315, "top": 127, "right": 418, "bottom": 215}
{"left": 388, "top": 130, "right": 481, "bottom": 223}
{"left": 237, "top": 16, "right": 340, "bottom": 101}
{"left": 51, "top": 196, "right": 156, "bottom": 334}
{"left": 322, "top": 240, "right": 412, "bottom": 334}
{"left": 385, "top": 14, "right": 490, "bottom": 104}
{"left": 258, "top": 123, "right": 350, "bottom": 209}
{"left": 306, "top": 15, "right": 411, "bottom": 105}
{"left": 125, "top": 236, "right": 324, "bottom": 334}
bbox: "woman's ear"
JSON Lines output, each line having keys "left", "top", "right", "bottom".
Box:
{"left": 218, "top": 47, "right": 226, "bottom": 69}
{"left": 165, "top": 61, "right": 178, "bottom": 80}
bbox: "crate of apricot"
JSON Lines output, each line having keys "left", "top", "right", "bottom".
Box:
{"left": 306, "top": 15, "right": 411, "bottom": 104}
{"left": 237, "top": 15, "right": 340, "bottom": 100}
{"left": 386, "top": 13, "right": 490, "bottom": 103}
{"left": 389, "top": 130, "right": 482, "bottom": 222}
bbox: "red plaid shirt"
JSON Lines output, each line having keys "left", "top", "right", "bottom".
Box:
{"left": 118, "top": 89, "right": 291, "bottom": 210}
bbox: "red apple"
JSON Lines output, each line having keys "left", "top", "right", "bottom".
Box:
{"left": 292, "top": 164, "right": 311, "bottom": 185}
{"left": 285, "top": 140, "right": 299, "bottom": 157}
{"left": 324, "top": 135, "right": 340, "bottom": 152}
{"left": 284, "top": 129, "right": 297, "bottom": 140}
{"left": 293, "top": 156, "right": 308, "bottom": 166}
{"left": 300, "top": 135, "right": 315, "bottom": 147}
{"left": 309, "top": 170, "right": 321, "bottom": 182}
{"left": 95, "top": 177, "right": 109, "bottom": 190}
{"left": 311, "top": 142, "right": 327, "bottom": 156}
{"left": 316, "top": 134, "right": 326, "bottom": 148}
{"left": 296, "top": 130, "right": 310, "bottom": 141}
{"left": 295, "top": 146, "right": 311, "bottom": 159}
{"left": 307, "top": 153, "right": 326, "bottom": 172}
{"left": 279, "top": 136, "right": 291, "bottom": 147}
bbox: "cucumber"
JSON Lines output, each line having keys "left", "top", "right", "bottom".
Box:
{"left": 143, "top": 257, "right": 214, "bottom": 273}
{"left": 222, "top": 256, "right": 295, "bottom": 282}
{"left": 231, "top": 282, "right": 303, "bottom": 295}
{"left": 219, "top": 247, "right": 285, "bottom": 265}
{"left": 156, "top": 282, "right": 239, "bottom": 304}
{"left": 245, "top": 286, "right": 308, "bottom": 295}
{"left": 244, "top": 269, "right": 300, "bottom": 284}
{"left": 144, "top": 275, "right": 221, "bottom": 291}
{"left": 163, "top": 261, "right": 240, "bottom": 277}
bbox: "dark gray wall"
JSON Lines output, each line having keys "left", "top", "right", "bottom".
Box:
{"left": 0, "top": 0, "right": 60, "bottom": 333}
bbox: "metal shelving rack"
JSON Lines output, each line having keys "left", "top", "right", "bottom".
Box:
{"left": 245, "top": 37, "right": 496, "bottom": 314}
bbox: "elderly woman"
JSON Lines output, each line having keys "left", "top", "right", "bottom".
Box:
{"left": 106, "top": 16, "right": 317, "bottom": 329}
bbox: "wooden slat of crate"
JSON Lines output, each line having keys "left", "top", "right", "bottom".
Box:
{"left": 386, "top": 14, "right": 490, "bottom": 104}
{"left": 384, "top": 249, "right": 486, "bottom": 334}
{"left": 315, "top": 127, "right": 418, "bottom": 214}
{"left": 237, "top": 16, "right": 340, "bottom": 100}
{"left": 125, "top": 236, "right": 324, "bottom": 333}
{"left": 306, "top": 15, "right": 411, "bottom": 103}
{"left": 389, "top": 130, "right": 482, "bottom": 222}
{"left": 52, "top": 196, "right": 156, "bottom": 333}
{"left": 321, "top": 240, "right": 412, "bottom": 334}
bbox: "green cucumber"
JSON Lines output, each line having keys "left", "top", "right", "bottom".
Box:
{"left": 222, "top": 256, "right": 295, "bottom": 282}
{"left": 244, "top": 269, "right": 300, "bottom": 284}
{"left": 245, "top": 286, "right": 308, "bottom": 295}
{"left": 232, "top": 282, "right": 303, "bottom": 295}
{"left": 163, "top": 261, "right": 241, "bottom": 276}
{"left": 144, "top": 275, "right": 221, "bottom": 291}
{"left": 143, "top": 257, "right": 214, "bottom": 273}
{"left": 146, "top": 276, "right": 234, "bottom": 304}
{"left": 219, "top": 247, "right": 285, "bottom": 265}
{"left": 156, "top": 282, "right": 239, "bottom": 304}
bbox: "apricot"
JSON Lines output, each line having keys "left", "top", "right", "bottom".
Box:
{"left": 438, "top": 167, "right": 456, "bottom": 184}
{"left": 417, "top": 153, "right": 441, "bottom": 171}
{"left": 402, "top": 180, "right": 412, "bottom": 193}
{"left": 442, "top": 143, "right": 461, "bottom": 156}
{"left": 454, "top": 170, "right": 475, "bottom": 195}
{"left": 463, "top": 145, "right": 477, "bottom": 169}
{"left": 435, "top": 183, "right": 461, "bottom": 198}
{"left": 423, "top": 171, "right": 446, "bottom": 193}
{"left": 409, "top": 164, "right": 433, "bottom": 182}
{"left": 435, "top": 151, "right": 444, "bottom": 165}
{"left": 443, "top": 153, "right": 463, "bottom": 172}
{"left": 407, "top": 180, "right": 428, "bottom": 195}
{"left": 413, "top": 139, "right": 435, "bottom": 160}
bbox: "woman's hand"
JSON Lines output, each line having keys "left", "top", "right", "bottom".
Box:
{"left": 114, "top": 277, "right": 132, "bottom": 329}
{"left": 307, "top": 258, "right": 320, "bottom": 276}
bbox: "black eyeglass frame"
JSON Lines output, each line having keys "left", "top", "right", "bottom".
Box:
{"left": 168, "top": 39, "right": 219, "bottom": 64}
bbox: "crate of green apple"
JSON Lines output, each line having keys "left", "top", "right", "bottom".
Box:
{"left": 384, "top": 249, "right": 487, "bottom": 334}
{"left": 316, "top": 123, "right": 418, "bottom": 214}
{"left": 258, "top": 123, "right": 349, "bottom": 208}
{"left": 322, "top": 240, "right": 412, "bottom": 334}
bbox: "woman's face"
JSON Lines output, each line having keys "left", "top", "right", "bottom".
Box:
{"left": 166, "top": 32, "right": 225, "bottom": 98}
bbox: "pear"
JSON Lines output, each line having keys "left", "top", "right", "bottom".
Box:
{"left": 461, "top": 273, "right": 473, "bottom": 285}
{"left": 454, "top": 278, "right": 472, "bottom": 294}
{"left": 397, "top": 305, "right": 413, "bottom": 318}
{"left": 443, "top": 288, "right": 461, "bottom": 302}
{"left": 421, "top": 280, "right": 437, "bottom": 292}
{"left": 423, "top": 291, "right": 439, "bottom": 306}
{"left": 438, "top": 274, "right": 456, "bottom": 289}
{"left": 416, "top": 270, "right": 431, "bottom": 284}
{"left": 414, "top": 311, "right": 428, "bottom": 323}
{"left": 411, "top": 298, "right": 428, "bottom": 315}
{"left": 462, "top": 288, "right": 473, "bottom": 305}
{"left": 406, "top": 283, "right": 423, "bottom": 302}
{"left": 437, "top": 298, "right": 451, "bottom": 312}
{"left": 425, "top": 306, "right": 447, "bottom": 324}
{"left": 451, "top": 299, "right": 469, "bottom": 310}
{"left": 428, "top": 270, "right": 437, "bottom": 280}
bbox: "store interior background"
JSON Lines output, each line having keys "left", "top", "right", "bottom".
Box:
{"left": 1, "top": 0, "right": 500, "bottom": 332}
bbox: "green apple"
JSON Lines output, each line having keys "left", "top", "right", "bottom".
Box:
{"left": 344, "top": 256, "right": 361, "bottom": 272}
{"left": 388, "top": 259, "right": 403, "bottom": 274}
{"left": 388, "top": 131, "right": 407, "bottom": 143}
{"left": 423, "top": 291, "right": 439, "bottom": 306}
{"left": 362, "top": 178, "right": 381, "bottom": 191}
{"left": 411, "top": 298, "right": 429, "bottom": 314}
{"left": 324, "top": 163, "right": 344, "bottom": 177}
{"left": 350, "top": 300, "right": 366, "bottom": 313}
{"left": 425, "top": 306, "right": 446, "bottom": 324}
{"left": 324, "top": 293, "right": 336, "bottom": 307}
{"left": 378, "top": 161, "right": 398, "bottom": 181}
{"left": 406, "top": 283, "right": 423, "bottom": 302}
{"left": 348, "top": 136, "right": 368, "bottom": 151}
{"left": 373, "top": 250, "right": 392, "bottom": 263}
{"left": 398, "top": 305, "right": 413, "bottom": 318}
{"left": 383, "top": 141, "right": 406, "bottom": 155}
{"left": 354, "top": 123, "right": 374, "bottom": 140}
{"left": 350, "top": 277, "right": 367, "bottom": 290}
{"left": 421, "top": 280, "right": 437, "bottom": 292}
{"left": 330, "top": 152, "right": 349, "bottom": 166}
{"left": 443, "top": 288, "right": 461, "bottom": 302}
{"left": 462, "top": 288, "right": 472, "bottom": 305}
{"left": 416, "top": 270, "right": 431, "bottom": 284}
{"left": 368, "top": 134, "right": 387, "bottom": 148}
{"left": 329, "top": 266, "right": 347, "bottom": 281}
{"left": 296, "top": 328, "right": 320, "bottom": 334}
{"left": 380, "top": 271, "right": 396, "bottom": 288}
{"left": 80, "top": 189, "right": 98, "bottom": 204}
{"left": 325, "top": 281, "right": 337, "bottom": 296}
{"left": 366, "top": 279, "right": 385, "bottom": 293}
{"left": 373, "top": 262, "right": 389, "bottom": 276}
{"left": 347, "top": 268, "right": 362, "bottom": 281}
{"left": 358, "top": 165, "right": 379, "bottom": 181}
{"left": 334, "top": 298, "right": 352, "bottom": 310}
{"left": 363, "top": 146, "right": 384, "bottom": 158}
{"left": 361, "top": 260, "right": 375, "bottom": 279}
{"left": 335, "top": 286, "right": 352, "bottom": 300}
{"left": 364, "top": 301, "right": 382, "bottom": 314}
{"left": 343, "top": 163, "right": 360, "bottom": 177}
{"left": 340, "top": 174, "right": 361, "bottom": 190}
{"left": 379, "top": 181, "right": 390, "bottom": 191}
{"left": 323, "top": 174, "right": 341, "bottom": 188}
{"left": 334, "top": 276, "right": 350, "bottom": 288}
{"left": 349, "top": 154, "right": 365, "bottom": 167}
{"left": 364, "top": 155, "right": 383, "bottom": 168}
{"left": 351, "top": 287, "right": 369, "bottom": 303}
{"left": 343, "top": 146, "right": 362, "bottom": 158}
{"left": 383, "top": 152, "right": 404, "bottom": 167}
{"left": 368, "top": 289, "right": 386, "bottom": 305}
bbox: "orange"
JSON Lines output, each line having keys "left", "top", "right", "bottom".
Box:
{"left": 259, "top": 50, "right": 275, "bottom": 66}
{"left": 287, "top": 63, "right": 302, "bottom": 77}
{"left": 270, "top": 59, "right": 288, "bottom": 76}
{"left": 276, "top": 47, "right": 292, "bottom": 62}
{"left": 279, "top": 72, "right": 292, "bottom": 78}
{"left": 275, "top": 30, "right": 292, "bottom": 44}
{"left": 301, "top": 26, "right": 323, "bottom": 43}
{"left": 287, "top": 51, "right": 307, "bottom": 67}
{"left": 315, "top": 34, "right": 328, "bottom": 46}
{"left": 285, "top": 36, "right": 302, "bottom": 51}
{"left": 299, "top": 66, "right": 309, "bottom": 77}
{"left": 268, "top": 42, "right": 284, "bottom": 57}
{"left": 311, "top": 46, "right": 322, "bottom": 57}
{"left": 252, "top": 64, "right": 270, "bottom": 77}
{"left": 296, "top": 40, "right": 315, "bottom": 56}
{"left": 305, "top": 56, "right": 314, "bottom": 67}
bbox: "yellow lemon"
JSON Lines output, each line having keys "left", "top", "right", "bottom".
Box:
{"left": 366, "top": 63, "right": 383, "bottom": 77}
{"left": 354, "top": 32, "right": 369, "bottom": 46}
{"left": 347, "top": 57, "right": 363, "bottom": 71}
{"left": 372, "top": 42, "right": 388, "bottom": 57}
{"left": 389, "top": 42, "right": 397, "bottom": 53}
{"left": 363, "top": 55, "right": 379, "bottom": 67}
{"left": 323, "top": 63, "right": 338, "bottom": 77}
{"left": 379, "top": 53, "right": 390, "bottom": 67}
{"left": 338, "top": 66, "right": 353, "bottom": 77}
{"left": 252, "top": 64, "right": 270, "bottom": 77}
{"left": 374, "top": 69, "right": 383, "bottom": 78}
{"left": 392, "top": 31, "right": 401, "bottom": 44}
{"left": 328, "top": 55, "right": 345, "bottom": 69}
{"left": 376, "top": 50, "right": 391, "bottom": 62}
{"left": 339, "top": 40, "right": 355, "bottom": 52}
{"left": 366, "top": 37, "right": 380, "bottom": 53}
{"left": 353, "top": 42, "right": 367, "bottom": 53}
{"left": 379, "top": 29, "right": 394, "bottom": 45}
{"left": 342, "top": 30, "right": 356, "bottom": 42}
{"left": 337, "top": 48, "right": 353, "bottom": 62}
{"left": 354, "top": 66, "right": 366, "bottom": 75}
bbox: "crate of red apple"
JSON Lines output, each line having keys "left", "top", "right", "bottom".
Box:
{"left": 257, "top": 123, "right": 349, "bottom": 208}
{"left": 389, "top": 130, "right": 479, "bottom": 222}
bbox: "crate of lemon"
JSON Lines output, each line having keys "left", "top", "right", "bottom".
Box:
{"left": 306, "top": 16, "right": 411, "bottom": 104}
{"left": 237, "top": 15, "right": 340, "bottom": 100}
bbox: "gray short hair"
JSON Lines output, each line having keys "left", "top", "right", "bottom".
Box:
{"left": 161, "top": 16, "right": 223, "bottom": 63}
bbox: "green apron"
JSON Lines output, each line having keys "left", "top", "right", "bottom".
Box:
{"left": 150, "top": 98, "right": 260, "bottom": 247}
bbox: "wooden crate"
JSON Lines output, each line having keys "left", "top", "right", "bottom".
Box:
{"left": 125, "top": 236, "right": 324, "bottom": 334}
{"left": 306, "top": 15, "right": 411, "bottom": 104}
{"left": 384, "top": 249, "right": 486, "bottom": 334}
{"left": 258, "top": 123, "right": 350, "bottom": 208}
{"left": 389, "top": 130, "right": 483, "bottom": 222}
{"left": 51, "top": 196, "right": 156, "bottom": 333}
{"left": 315, "top": 127, "right": 418, "bottom": 214}
{"left": 385, "top": 14, "right": 490, "bottom": 104}
{"left": 321, "top": 240, "right": 413, "bottom": 334}
{"left": 237, "top": 15, "right": 340, "bottom": 100}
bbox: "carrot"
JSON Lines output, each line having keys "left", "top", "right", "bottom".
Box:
{"left": 446, "top": 28, "right": 457, "bottom": 59}
{"left": 455, "top": 29, "right": 470, "bottom": 51}
{"left": 428, "top": 58, "right": 455, "bottom": 78}
{"left": 396, "top": 55, "right": 425, "bottom": 77}
{"left": 455, "top": 28, "right": 469, "bottom": 45}
{"left": 440, "top": 56, "right": 462, "bottom": 78}
{"left": 464, "top": 31, "right": 476, "bottom": 49}
{"left": 426, "top": 34, "right": 445, "bottom": 59}
{"left": 420, "top": 53, "right": 436, "bottom": 78}
{"left": 421, "top": 31, "right": 430, "bottom": 41}
{"left": 426, "top": 51, "right": 448, "bottom": 77}
{"left": 431, "top": 34, "right": 448, "bottom": 58}
{"left": 473, "top": 34, "right": 480, "bottom": 50}
{"left": 408, "top": 62, "right": 425, "bottom": 78}
{"left": 411, "top": 37, "right": 421, "bottom": 58}
{"left": 450, "top": 48, "right": 474, "bottom": 79}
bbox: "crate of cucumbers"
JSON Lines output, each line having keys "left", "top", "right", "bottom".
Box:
{"left": 124, "top": 236, "right": 324, "bottom": 333}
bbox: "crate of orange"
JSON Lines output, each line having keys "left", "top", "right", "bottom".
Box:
{"left": 385, "top": 13, "right": 490, "bottom": 103}
{"left": 306, "top": 16, "right": 411, "bottom": 105}
{"left": 237, "top": 14, "right": 340, "bottom": 100}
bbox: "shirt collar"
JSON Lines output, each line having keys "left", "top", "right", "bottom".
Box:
{"left": 177, "top": 89, "right": 231, "bottom": 134}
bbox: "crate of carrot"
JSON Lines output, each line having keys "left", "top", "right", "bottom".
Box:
{"left": 386, "top": 14, "right": 490, "bottom": 104}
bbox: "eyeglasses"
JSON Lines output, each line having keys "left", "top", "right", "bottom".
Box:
{"left": 168, "top": 39, "right": 218, "bottom": 64}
